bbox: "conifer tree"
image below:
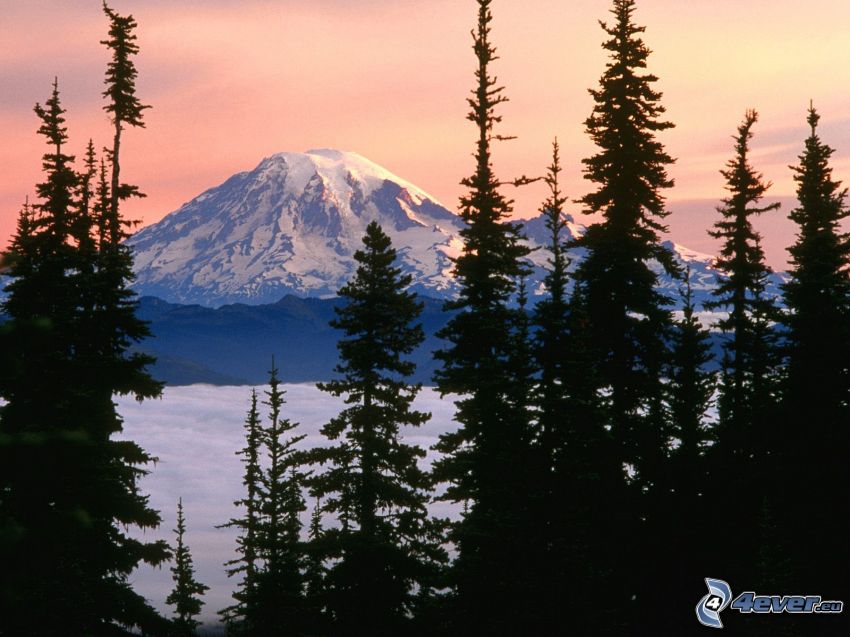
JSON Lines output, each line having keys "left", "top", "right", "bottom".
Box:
{"left": 431, "top": 2, "right": 536, "bottom": 632}
{"left": 72, "top": 140, "right": 98, "bottom": 276}
{"left": 303, "top": 498, "right": 329, "bottom": 635}
{"left": 0, "top": 81, "right": 83, "bottom": 635}
{"left": 311, "top": 221, "right": 444, "bottom": 636}
{"left": 577, "top": 0, "right": 677, "bottom": 495}
{"left": 534, "top": 141, "right": 571, "bottom": 450}
{"left": 557, "top": 285, "right": 626, "bottom": 632}
{"left": 102, "top": 1, "right": 148, "bottom": 220}
{"left": 167, "top": 499, "right": 209, "bottom": 637}
{"left": 79, "top": 4, "right": 168, "bottom": 631}
{"left": 779, "top": 105, "right": 850, "bottom": 595}
{"left": 531, "top": 140, "right": 624, "bottom": 630}
{"left": 572, "top": 0, "right": 677, "bottom": 625}
{"left": 222, "top": 371, "right": 312, "bottom": 637}
{"left": 0, "top": 76, "right": 167, "bottom": 637}
{"left": 705, "top": 109, "right": 780, "bottom": 587}
{"left": 3, "top": 6, "right": 164, "bottom": 633}
{"left": 669, "top": 276, "right": 714, "bottom": 482}
{"left": 220, "top": 390, "right": 263, "bottom": 632}
{"left": 666, "top": 273, "right": 715, "bottom": 627}
{"left": 529, "top": 141, "right": 572, "bottom": 625}
{"left": 252, "top": 361, "right": 309, "bottom": 636}
{"left": 706, "top": 110, "right": 780, "bottom": 453}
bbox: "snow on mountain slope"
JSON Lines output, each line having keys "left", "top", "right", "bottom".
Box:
{"left": 128, "top": 150, "right": 466, "bottom": 305}
{"left": 124, "top": 149, "right": 782, "bottom": 307}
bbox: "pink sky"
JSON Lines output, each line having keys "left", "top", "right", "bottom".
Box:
{"left": 3, "top": 0, "right": 850, "bottom": 268}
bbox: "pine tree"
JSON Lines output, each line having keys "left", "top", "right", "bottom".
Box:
{"left": 167, "top": 499, "right": 209, "bottom": 637}
{"left": 573, "top": 0, "right": 677, "bottom": 626}
{"left": 431, "top": 2, "right": 536, "bottom": 632}
{"left": 310, "top": 221, "right": 444, "bottom": 636}
{"left": 779, "top": 105, "right": 850, "bottom": 597}
{"left": 252, "top": 361, "right": 309, "bottom": 636}
{"left": 219, "top": 390, "right": 263, "bottom": 633}
{"left": 705, "top": 109, "right": 781, "bottom": 590}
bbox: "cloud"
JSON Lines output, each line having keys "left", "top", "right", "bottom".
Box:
{"left": 117, "top": 383, "right": 460, "bottom": 624}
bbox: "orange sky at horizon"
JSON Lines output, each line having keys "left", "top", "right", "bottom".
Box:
{"left": 3, "top": 0, "right": 850, "bottom": 269}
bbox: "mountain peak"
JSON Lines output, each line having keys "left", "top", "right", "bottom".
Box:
{"left": 128, "top": 150, "right": 464, "bottom": 305}
{"left": 251, "top": 149, "right": 442, "bottom": 209}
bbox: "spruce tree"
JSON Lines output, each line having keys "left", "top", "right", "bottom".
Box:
{"left": 668, "top": 276, "right": 714, "bottom": 485}
{"left": 573, "top": 0, "right": 677, "bottom": 626}
{"left": 303, "top": 498, "right": 329, "bottom": 636}
{"left": 530, "top": 141, "right": 571, "bottom": 625}
{"left": 533, "top": 141, "right": 571, "bottom": 443}
{"left": 167, "top": 499, "right": 209, "bottom": 637}
{"left": 666, "top": 273, "right": 715, "bottom": 628}
{"left": 705, "top": 110, "right": 781, "bottom": 591}
{"left": 102, "top": 1, "right": 148, "bottom": 219}
{"left": 0, "top": 81, "right": 84, "bottom": 636}
{"left": 531, "top": 139, "right": 626, "bottom": 630}
{"left": 4, "top": 5, "right": 165, "bottom": 632}
{"left": 72, "top": 140, "right": 98, "bottom": 285}
{"left": 577, "top": 0, "right": 677, "bottom": 493}
{"left": 82, "top": 4, "right": 168, "bottom": 631}
{"left": 779, "top": 105, "right": 850, "bottom": 597}
{"left": 431, "top": 2, "right": 536, "bottom": 632}
{"left": 311, "top": 221, "right": 444, "bottom": 636}
{"left": 252, "top": 361, "right": 309, "bottom": 636}
{"left": 706, "top": 110, "right": 780, "bottom": 455}
{"left": 222, "top": 371, "right": 312, "bottom": 637}
{"left": 220, "top": 390, "right": 263, "bottom": 633}
{"left": 0, "top": 77, "right": 167, "bottom": 637}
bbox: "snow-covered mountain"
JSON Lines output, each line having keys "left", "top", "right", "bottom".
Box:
{"left": 129, "top": 150, "right": 466, "bottom": 305}
{"left": 127, "top": 149, "right": 776, "bottom": 307}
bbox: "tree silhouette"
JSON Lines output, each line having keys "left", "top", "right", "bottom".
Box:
{"left": 572, "top": 0, "right": 677, "bottom": 627}
{"left": 167, "top": 499, "right": 209, "bottom": 636}
{"left": 705, "top": 110, "right": 781, "bottom": 591}
{"left": 311, "top": 222, "right": 445, "bottom": 636}
{"left": 219, "top": 390, "right": 263, "bottom": 633}
{"left": 431, "top": 1, "right": 537, "bottom": 633}
{"left": 779, "top": 105, "right": 850, "bottom": 597}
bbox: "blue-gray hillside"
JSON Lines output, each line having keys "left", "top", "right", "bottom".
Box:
{"left": 134, "top": 294, "right": 453, "bottom": 386}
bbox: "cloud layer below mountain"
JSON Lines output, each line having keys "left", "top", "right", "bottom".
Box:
{"left": 118, "top": 383, "right": 459, "bottom": 624}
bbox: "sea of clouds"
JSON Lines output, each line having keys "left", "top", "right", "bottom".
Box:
{"left": 117, "top": 383, "right": 460, "bottom": 624}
